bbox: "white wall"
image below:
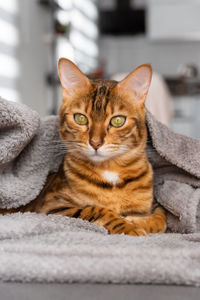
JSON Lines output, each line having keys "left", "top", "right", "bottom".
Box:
{"left": 99, "top": 35, "right": 200, "bottom": 77}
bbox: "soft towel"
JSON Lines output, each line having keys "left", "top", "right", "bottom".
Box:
{"left": 0, "top": 212, "right": 199, "bottom": 286}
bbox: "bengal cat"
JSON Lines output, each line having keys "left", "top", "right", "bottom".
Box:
{"left": 1, "top": 58, "right": 167, "bottom": 236}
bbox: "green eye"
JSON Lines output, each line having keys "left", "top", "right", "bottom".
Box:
{"left": 110, "top": 116, "right": 126, "bottom": 128}
{"left": 74, "top": 113, "right": 88, "bottom": 125}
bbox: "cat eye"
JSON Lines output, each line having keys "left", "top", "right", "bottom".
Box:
{"left": 74, "top": 113, "right": 88, "bottom": 125}
{"left": 110, "top": 116, "right": 126, "bottom": 128}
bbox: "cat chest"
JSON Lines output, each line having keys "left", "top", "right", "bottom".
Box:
{"left": 65, "top": 164, "right": 152, "bottom": 214}
{"left": 71, "top": 170, "right": 148, "bottom": 212}
{"left": 101, "top": 171, "right": 119, "bottom": 185}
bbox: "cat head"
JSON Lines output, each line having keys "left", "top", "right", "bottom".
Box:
{"left": 58, "top": 58, "right": 152, "bottom": 163}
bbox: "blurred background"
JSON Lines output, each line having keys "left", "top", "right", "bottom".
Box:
{"left": 1, "top": 0, "right": 200, "bottom": 138}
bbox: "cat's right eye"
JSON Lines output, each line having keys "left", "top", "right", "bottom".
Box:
{"left": 74, "top": 113, "right": 88, "bottom": 125}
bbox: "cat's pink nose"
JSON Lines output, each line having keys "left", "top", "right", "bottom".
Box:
{"left": 89, "top": 139, "right": 103, "bottom": 150}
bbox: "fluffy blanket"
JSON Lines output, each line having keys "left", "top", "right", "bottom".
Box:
{"left": 0, "top": 98, "right": 200, "bottom": 285}
{"left": 0, "top": 212, "right": 199, "bottom": 286}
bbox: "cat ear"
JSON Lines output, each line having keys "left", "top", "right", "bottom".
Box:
{"left": 58, "top": 58, "right": 90, "bottom": 95}
{"left": 117, "top": 64, "right": 152, "bottom": 103}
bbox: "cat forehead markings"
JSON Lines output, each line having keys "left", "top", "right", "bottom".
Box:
{"left": 90, "top": 80, "right": 117, "bottom": 117}
{"left": 102, "top": 171, "right": 119, "bottom": 185}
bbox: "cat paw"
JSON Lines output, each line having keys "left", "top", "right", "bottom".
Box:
{"left": 115, "top": 223, "right": 147, "bottom": 236}
{"left": 152, "top": 206, "right": 167, "bottom": 233}
{"left": 125, "top": 227, "right": 147, "bottom": 236}
{"left": 153, "top": 206, "right": 166, "bottom": 216}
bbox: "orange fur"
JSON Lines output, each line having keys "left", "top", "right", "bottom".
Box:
{"left": 1, "top": 59, "right": 167, "bottom": 236}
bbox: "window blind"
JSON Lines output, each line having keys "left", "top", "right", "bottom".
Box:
{"left": 0, "top": 0, "right": 20, "bottom": 102}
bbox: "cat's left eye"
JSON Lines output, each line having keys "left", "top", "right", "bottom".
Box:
{"left": 74, "top": 113, "right": 88, "bottom": 125}
{"left": 110, "top": 116, "right": 126, "bottom": 128}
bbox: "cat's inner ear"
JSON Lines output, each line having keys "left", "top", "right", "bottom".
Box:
{"left": 58, "top": 58, "right": 90, "bottom": 95}
{"left": 117, "top": 64, "right": 152, "bottom": 103}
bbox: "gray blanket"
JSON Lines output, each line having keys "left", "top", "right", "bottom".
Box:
{"left": 0, "top": 97, "right": 200, "bottom": 285}
{"left": 0, "top": 212, "right": 200, "bottom": 286}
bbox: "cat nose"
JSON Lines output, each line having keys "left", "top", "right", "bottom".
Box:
{"left": 89, "top": 139, "right": 103, "bottom": 150}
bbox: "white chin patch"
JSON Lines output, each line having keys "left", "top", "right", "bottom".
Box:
{"left": 102, "top": 171, "right": 119, "bottom": 185}
{"left": 89, "top": 154, "right": 107, "bottom": 162}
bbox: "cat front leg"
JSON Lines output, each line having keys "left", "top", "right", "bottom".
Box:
{"left": 124, "top": 206, "right": 167, "bottom": 234}
{"left": 49, "top": 205, "right": 147, "bottom": 236}
{"left": 78, "top": 206, "right": 148, "bottom": 236}
{"left": 38, "top": 194, "right": 147, "bottom": 236}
